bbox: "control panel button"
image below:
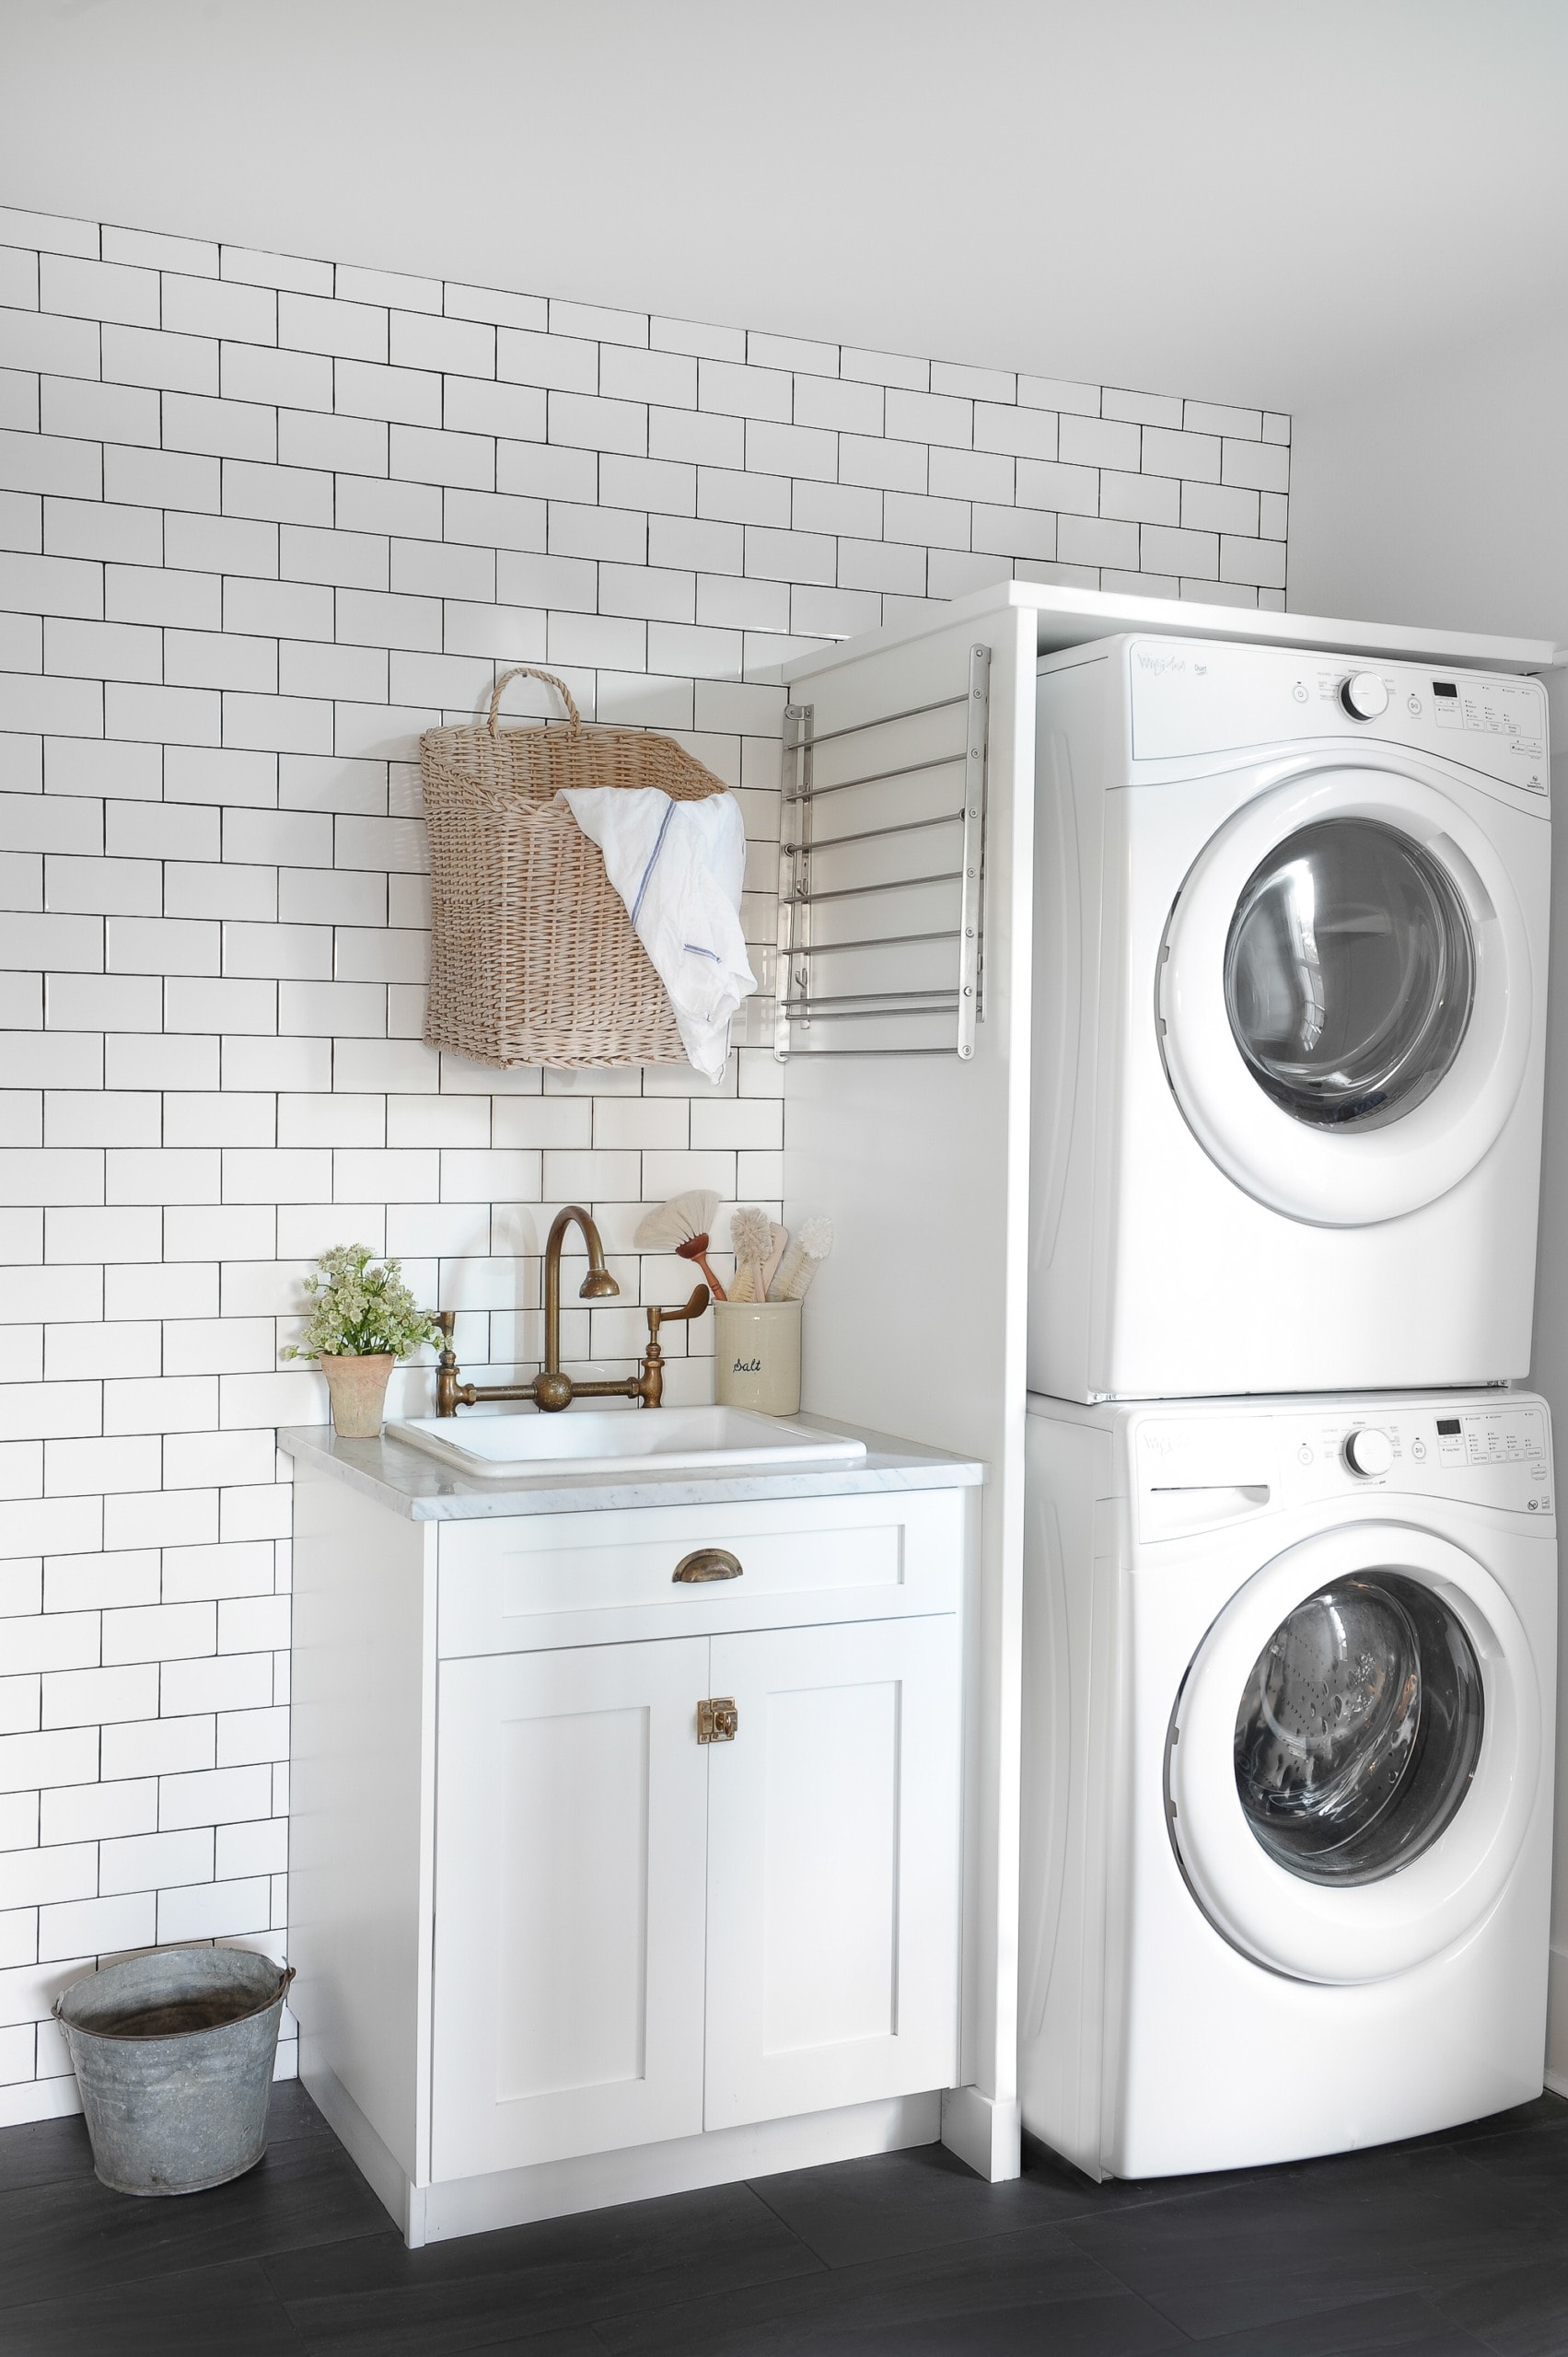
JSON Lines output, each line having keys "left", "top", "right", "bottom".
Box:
{"left": 1297, "top": 1443, "right": 1313, "bottom": 1465}
{"left": 1411, "top": 1437, "right": 1427, "bottom": 1461}
{"left": 1344, "top": 1426, "right": 1395, "bottom": 1478}
{"left": 1341, "top": 672, "right": 1390, "bottom": 721}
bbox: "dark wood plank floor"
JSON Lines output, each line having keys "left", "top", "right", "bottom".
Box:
{"left": 3, "top": 2082, "right": 1568, "bottom": 2354}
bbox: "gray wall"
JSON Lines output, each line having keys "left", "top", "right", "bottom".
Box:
{"left": 1290, "top": 339, "right": 1568, "bottom": 2078}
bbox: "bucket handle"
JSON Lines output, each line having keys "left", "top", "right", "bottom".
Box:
{"left": 488, "top": 666, "right": 582, "bottom": 737}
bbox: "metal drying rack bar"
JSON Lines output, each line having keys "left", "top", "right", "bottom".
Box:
{"left": 773, "top": 644, "right": 990, "bottom": 1061}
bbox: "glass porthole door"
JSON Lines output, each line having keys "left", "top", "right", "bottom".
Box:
{"left": 1158, "top": 769, "right": 1532, "bottom": 1225}
{"left": 1166, "top": 1525, "right": 1539, "bottom": 1984}
{"left": 1225, "top": 820, "right": 1474, "bottom": 1134}
{"left": 1233, "top": 1573, "right": 1483, "bottom": 1886}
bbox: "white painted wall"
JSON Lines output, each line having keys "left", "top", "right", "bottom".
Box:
{"left": 1290, "top": 343, "right": 1568, "bottom": 2080}
{"left": 0, "top": 193, "right": 1291, "bottom": 2125}
{"left": 6, "top": 0, "right": 1567, "bottom": 412}
{"left": 1288, "top": 333, "right": 1568, "bottom": 645}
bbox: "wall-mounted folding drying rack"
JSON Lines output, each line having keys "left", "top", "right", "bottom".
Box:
{"left": 773, "top": 643, "right": 991, "bottom": 1060}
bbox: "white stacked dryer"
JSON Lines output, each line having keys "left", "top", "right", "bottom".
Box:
{"left": 1022, "top": 628, "right": 1556, "bottom": 2179}
{"left": 1029, "top": 634, "right": 1551, "bottom": 1400}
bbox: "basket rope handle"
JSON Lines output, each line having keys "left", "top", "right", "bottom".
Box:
{"left": 488, "top": 666, "right": 582, "bottom": 737}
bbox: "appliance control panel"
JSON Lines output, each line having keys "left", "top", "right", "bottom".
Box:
{"left": 1127, "top": 1396, "right": 1553, "bottom": 1540}
{"left": 1127, "top": 635, "right": 1549, "bottom": 795}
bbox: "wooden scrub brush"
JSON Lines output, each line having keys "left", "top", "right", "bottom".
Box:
{"left": 768, "top": 1215, "right": 833, "bottom": 1302}
{"left": 727, "top": 1206, "right": 773, "bottom": 1304}
{"left": 633, "top": 1189, "right": 728, "bottom": 1299}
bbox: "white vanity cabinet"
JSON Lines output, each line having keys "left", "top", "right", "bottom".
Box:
{"left": 285, "top": 1439, "right": 979, "bottom": 2247}
{"left": 434, "top": 1610, "right": 958, "bottom": 2179}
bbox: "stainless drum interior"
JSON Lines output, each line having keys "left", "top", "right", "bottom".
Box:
{"left": 1233, "top": 1572, "right": 1483, "bottom": 1887}
{"left": 1224, "top": 819, "right": 1474, "bottom": 1132}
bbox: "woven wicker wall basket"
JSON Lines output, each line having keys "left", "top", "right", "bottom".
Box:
{"left": 420, "top": 666, "right": 730, "bottom": 1069}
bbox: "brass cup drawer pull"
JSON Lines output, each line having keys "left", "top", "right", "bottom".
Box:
{"left": 697, "top": 1697, "right": 739, "bottom": 1744}
{"left": 672, "top": 1547, "right": 743, "bottom": 1584}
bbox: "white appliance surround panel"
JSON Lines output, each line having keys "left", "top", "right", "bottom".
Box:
{"left": 776, "top": 577, "right": 1555, "bottom": 688}
{"left": 0, "top": 197, "right": 1293, "bottom": 2127}
{"left": 1028, "top": 634, "right": 1551, "bottom": 1400}
{"left": 1019, "top": 1390, "right": 1557, "bottom": 2181}
{"left": 770, "top": 590, "right": 1559, "bottom": 2235}
{"left": 286, "top": 1439, "right": 985, "bottom": 2240}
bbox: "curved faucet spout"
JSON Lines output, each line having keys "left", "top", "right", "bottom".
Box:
{"left": 541, "top": 1206, "right": 619, "bottom": 1399}
{"left": 436, "top": 1204, "right": 638, "bottom": 1417}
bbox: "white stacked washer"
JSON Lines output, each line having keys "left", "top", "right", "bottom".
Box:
{"left": 1021, "top": 1391, "right": 1556, "bottom": 2177}
{"left": 1022, "top": 631, "right": 1556, "bottom": 2176}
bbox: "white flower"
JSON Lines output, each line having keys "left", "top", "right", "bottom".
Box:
{"left": 281, "top": 1245, "right": 442, "bottom": 1363}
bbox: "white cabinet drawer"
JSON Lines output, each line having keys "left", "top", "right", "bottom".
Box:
{"left": 436, "top": 1488, "right": 965, "bottom": 1656}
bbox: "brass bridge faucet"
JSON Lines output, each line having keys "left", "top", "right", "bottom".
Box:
{"left": 435, "top": 1204, "right": 708, "bottom": 1416}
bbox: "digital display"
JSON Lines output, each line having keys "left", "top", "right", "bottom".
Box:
{"left": 1434, "top": 682, "right": 1458, "bottom": 700}
{"left": 1436, "top": 1418, "right": 1461, "bottom": 1434}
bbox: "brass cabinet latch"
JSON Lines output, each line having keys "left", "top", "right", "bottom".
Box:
{"left": 697, "top": 1697, "right": 738, "bottom": 1744}
{"left": 673, "top": 1548, "right": 743, "bottom": 1584}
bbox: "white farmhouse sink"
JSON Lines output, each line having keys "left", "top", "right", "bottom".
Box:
{"left": 386, "top": 1405, "right": 867, "bottom": 1480}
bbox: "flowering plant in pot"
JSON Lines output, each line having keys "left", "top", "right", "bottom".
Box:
{"left": 282, "top": 1245, "right": 443, "bottom": 1438}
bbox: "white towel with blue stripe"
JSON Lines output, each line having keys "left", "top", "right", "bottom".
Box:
{"left": 557, "top": 786, "right": 757, "bottom": 1083}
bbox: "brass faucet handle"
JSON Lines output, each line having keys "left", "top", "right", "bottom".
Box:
{"left": 435, "top": 1310, "right": 461, "bottom": 1418}
{"left": 647, "top": 1284, "right": 710, "bottom": 1335}
{"left": 633, "top": 1286, "right": 709, "bottom": 1413}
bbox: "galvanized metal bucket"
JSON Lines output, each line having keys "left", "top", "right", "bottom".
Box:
{"left": 53, "top": 1945, "right": 295, "bottom": 2197}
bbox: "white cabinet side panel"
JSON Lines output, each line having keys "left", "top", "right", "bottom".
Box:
{"left": 290, "top": 1469, "right": 436, "bottom": 2183}
{"left": 783, "top": 597, "right": 1034, "bottom": 2135}
{"left": 1020, "top": 1410, "right": 1119, "bottom": 2175}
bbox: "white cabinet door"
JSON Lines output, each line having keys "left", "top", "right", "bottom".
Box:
{"left": 703, "top": 1615, "right": 960, "bottom": 2130}
{"left": 432, "top": 1637, "right": 710, "bottom": 2179}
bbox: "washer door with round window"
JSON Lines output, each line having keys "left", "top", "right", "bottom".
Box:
{"left": 1158, "top": 766, "right": 1533, "bottom": 1226}
{"left": 1166, "top": 1525, "right": 1539, "bottom": 1985}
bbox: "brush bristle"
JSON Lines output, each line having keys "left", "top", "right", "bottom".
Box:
{"left": 728, "top": 1205, "right": 772, "bottom": 1261}
{"left": 766, "top": 1214, "right": 834, "bottom": 1301}
{"left": 634, "top": 1189, "right": 721, "bottom": 1250}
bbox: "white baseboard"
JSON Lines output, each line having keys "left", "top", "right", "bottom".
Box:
{"left": 1547, "top": 1946, "right": 1568, "bottom": 2097}
{"left": 300, "top": 2040, "right": 421, "bottom": 2243}
{"left": 301, "top": 2049, "right": 940, "bottom": 2249}
{"left": 940, "top": 2084, "right": 1022, "bottom": 2181}
{"left": 418, "top": 2093, "right": 941, "bottom": 2246}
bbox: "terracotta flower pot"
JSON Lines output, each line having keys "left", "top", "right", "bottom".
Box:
{"left": 319, "top": 1353, "right": 394, "bottom": 1438}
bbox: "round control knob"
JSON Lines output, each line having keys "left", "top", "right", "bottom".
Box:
{"left": 1341, "top": 671, "right": 1389, "bottom": 721}
{"left": 1344, "top": 1426, "right": 1395, "bottom": 1479}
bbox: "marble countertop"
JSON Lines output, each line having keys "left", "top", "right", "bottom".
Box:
{"left": 277, "top": 1415, "right": 987, "bottom": 1522}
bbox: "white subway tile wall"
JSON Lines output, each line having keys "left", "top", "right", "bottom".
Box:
{"left": 0, "top": 203, "right": 1290, "bottom": 2120}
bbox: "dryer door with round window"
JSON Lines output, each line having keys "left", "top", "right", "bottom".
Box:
{"left": 1166, "top": 1524, "right": 1539, "bottom": 1984}
{"left": 1159, "top": 767, "right": 1533, "bottom": 1226}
